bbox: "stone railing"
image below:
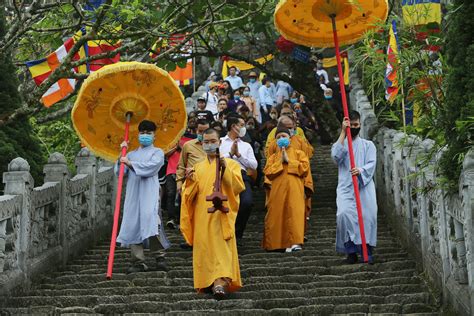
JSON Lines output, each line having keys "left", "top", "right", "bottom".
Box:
{"left": 349, "top": 74, "right": 473, "bottom": 316}
{"left": 0, "top": 148, "right": 115, "bottom": 294}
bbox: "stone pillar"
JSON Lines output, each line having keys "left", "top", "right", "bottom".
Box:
{"left": 2, "top": 158, "right": 34, "bottom": 274}
{"left": 75, "top": 148, "right": 98, "bottom": 236}
{"left": 43, "top": 152, "right": 69, "bottom": 264}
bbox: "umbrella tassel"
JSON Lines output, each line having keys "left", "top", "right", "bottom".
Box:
{"left": 107, "top": 113, "right": 132, "bottom": 279}
{"left": 331, "top": 16, "right": 369, "bottom": 263}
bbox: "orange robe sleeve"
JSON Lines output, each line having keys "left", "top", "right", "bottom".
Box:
{"left": 287, "top": 149, "right": 310, "bottom": 178}
{"left": 263, "top": 152, "right": 285, "bottom": 181}
{"left": 180, "top": 171, "right": 199, "bottom": 246}
{"left": 220, "top": 159, "right": 245, "bottom": 240}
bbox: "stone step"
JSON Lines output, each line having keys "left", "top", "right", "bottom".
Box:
{"left": 0, "top": 147, "right": 440, "bottom": 314}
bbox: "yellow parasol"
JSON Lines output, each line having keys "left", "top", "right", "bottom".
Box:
{"left": 274, "top": 0, "right": 388, "bottom": 263}
{"left": 72, "top": 61, "right": 187, "bottom": 279}
{"left": 72, "top": 61, "right": 187, "bottom": 162}
{"left": 274, "top": 0, "right": 388, "bottom": 48}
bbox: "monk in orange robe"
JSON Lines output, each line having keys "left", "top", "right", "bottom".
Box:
{"left": 180, "top": 128, "right": 245, "bottom": 298}
{"left": 263, "top": 127, "right": 310, "bottom": 252}
{"left": 265, "top": 115, "right": 314, "bottom": 232}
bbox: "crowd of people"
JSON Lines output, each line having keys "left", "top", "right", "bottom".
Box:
{"left": 114, "top": 65, "right": 378, "bottom": 300}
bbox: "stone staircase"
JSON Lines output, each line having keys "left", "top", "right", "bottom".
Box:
{"left": 0, "top": 145, "right": 441, "bottom": 315}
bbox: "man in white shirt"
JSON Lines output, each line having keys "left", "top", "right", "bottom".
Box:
{"left": 258, "top": 78, "right": 276, "bottom": 123}
{"left": 316, "top": 61, "right": 329, "bottom": 85}
{"left": 220, "top": 115, "right": 258, "bottom": 245}
{"left": 225, "top": 66, "right": 244, "bottom": 90}
{"left": 202, "top": 82, "right": 219, "bottom": 116}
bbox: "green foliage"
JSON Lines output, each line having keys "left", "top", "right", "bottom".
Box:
{"left": 0, "top": 10, "right": 45, "bottom": 189}
{"left": 440, "top": 0, "right": 474, "bottom": 189}
{"left": 353, "top": 5, "right": 473, "bottom": 191}
{"left": 30, "top": 117, "right": 81, "bottom": 172}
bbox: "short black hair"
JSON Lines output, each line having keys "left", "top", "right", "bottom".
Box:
{"left": 262, "top": 78, "right": 268, "bottom": 85}
{"left": 138, "top": 120, "right": 156, "bottom": 132}
{"left": 203, "top": 128, "right": 220, "bottom": 138}
{"left": 229, "top": 66, "right": 237, "bottom": 70}
{"left": 211, "top": 121, "right": 223, "bottom": 129}
{"left": 349, "top": 110, "right": 360, "bottom": 121}
{"left": 196, "top": 119, "right": 210, "bottom": 127}
{"left": 226, "top": 115, "right": 243, "bottom": 132}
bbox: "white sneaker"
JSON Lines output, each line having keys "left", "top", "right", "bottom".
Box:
{"left": 285, "top": 244, "right": 302, "bottom": 252}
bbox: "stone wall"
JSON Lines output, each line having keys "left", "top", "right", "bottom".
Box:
{"left": 0, "top": 148, "right": 115, "bottom": 295}
{"left": 349, "top": 74, "right": 474, "bottom": 316}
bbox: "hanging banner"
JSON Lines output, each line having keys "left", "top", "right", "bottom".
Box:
{"left": 221, "top": 54, "right": 273, "bottom": 78}
{"left": 402, "top": 0, "right": 441, "bottom": 26}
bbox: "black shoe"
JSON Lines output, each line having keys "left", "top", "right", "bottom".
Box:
{"left": 179, "top": 242, "right": 193, "bottom": 250}
{"left": 212, "top": 285, "right": 226, "bottom": 300}
{"left": 155, "top": 256, "right": 169, "bottom": 271}
{"left": 127, "top": 262, "right": 148, "bottom": 274}
{"left": 166, "top": 219, "right": 177, "bottom": 229}
{"left": 344, "top": 253, "right": 358, "bottom": 264}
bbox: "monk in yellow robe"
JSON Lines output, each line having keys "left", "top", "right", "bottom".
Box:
{"left": 263, "top": 127, "right": 310, "bottom": 251}
{"left": 180, "top": 128, "right": 245, "bottom": 298}
{"left": 265, "top": 116, "right": 314, "bottom": 233}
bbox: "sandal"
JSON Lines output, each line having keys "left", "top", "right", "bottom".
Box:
{"left": 212, "top": 285, "right": 226, "bottom": 300}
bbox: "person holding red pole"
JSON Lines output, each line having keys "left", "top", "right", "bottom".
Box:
{"left": 332, "top": 111, "right": 377, "bottom": 264}
{"left": 116, "top": 120, "right": 171, "bottom": 274}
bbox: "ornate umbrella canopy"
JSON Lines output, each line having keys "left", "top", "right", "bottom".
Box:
{"left": 274, "top": 0, "right": 389, "bottom": 48}
{"left": 72, "top": 62, "right": 187, "bottom": 162}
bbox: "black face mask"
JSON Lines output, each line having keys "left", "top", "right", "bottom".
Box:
{"left": 350, "top": 127, "right": 360, "bottom": 138}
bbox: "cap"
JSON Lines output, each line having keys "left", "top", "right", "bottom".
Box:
{"left": 197, "top": 96, "right": 206, "bottom": 102}
{"left": 249, "top": 71, "right": 257, "bottom": 77}
{"left": 209, "top": 82, "right": 219, "bottom": 89}
{"left": 275, "top": 127, "right": 290, "bottom": 138}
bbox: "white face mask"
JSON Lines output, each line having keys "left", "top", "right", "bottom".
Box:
{"left": 203, "top": 143, "right": 219, "bottom": 154}
{"left": 239, "top": 126, "right": 246, "bottom": 138}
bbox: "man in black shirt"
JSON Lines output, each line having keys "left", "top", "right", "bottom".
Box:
{"left": 195, "top": 97, "right": 215, "bottom": 122}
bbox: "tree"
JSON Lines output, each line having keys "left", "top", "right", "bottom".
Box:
{"left": 440, "top": 0, "right": 474, "bottom": 188}
{"left": 0, "top": 0, "right": 340, "bottom": 141}
{"left": 0, "top": 8, "right": 45, "bottom": 187}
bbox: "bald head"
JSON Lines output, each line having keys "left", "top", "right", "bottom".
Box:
{"left": 278, "top": 115, "right": 295, "bottom": 129}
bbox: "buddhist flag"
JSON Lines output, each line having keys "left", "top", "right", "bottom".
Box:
{"left": 26, "top": 29, "right": 88, "bottom": 107}
{"left": 87, "top": 37, "right": 121, "bottom": 72}
{"left": 402, "top": 0, "right": 441, "bottom": 26}
{"left": 385, "top": 20, "right": 400, "bottom": 103}
{"left": 150, "top": 34, "right": 193, "bottom": 86}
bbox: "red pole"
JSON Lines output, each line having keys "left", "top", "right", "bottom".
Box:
{"left": 331, "top": 16, "right": 369, "bottom": 263}
{"left": 106, "top": 112, "right": 132, "bottom": 279}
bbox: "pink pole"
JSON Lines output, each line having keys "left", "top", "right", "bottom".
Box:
{"left": 106, "top": 113, "right": 132, "bottom": 279}
{"left": 331, "top": 16, "right": 369, "bottom": 263}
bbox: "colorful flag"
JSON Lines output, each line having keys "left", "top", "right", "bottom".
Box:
{"left": 87, "top": 37, "right": 121, "bottom": 72}
{"left": 402, "top": 0, "right": 441, "bottom": 26}
{"left": 385, "top": 20, "right": 400, "bottom": 103}
{"left": 26, "top": 29, "right": 88, "bottom": 107}
{"left": 150, "top": 34, "right": 193, "bottom": 86}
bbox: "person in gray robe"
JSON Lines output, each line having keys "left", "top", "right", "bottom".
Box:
{"left": 331, "top": 110, "right": 377, "bottom": 264}
{"left": 116, "top": 120, "right": 171, "bottom": 273}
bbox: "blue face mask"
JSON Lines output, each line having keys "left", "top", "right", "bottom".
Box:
{"left": 197, "top": 134, "right": 203, "bottom": 142}
{"left": 277, "top": 137, "right": 290, "bottom": 148}
{"left": 249, "top": 78, "right": 256, "bottom": 83}
{"left": 324, "top": 95, "right": 333, "bottom": 100}
{"left": 138, "top": 134, "right": 154, "bottom": 147}
{"left": 234, "top": 95, "right": 240, "bottom": 101}
{"left": 290, "top": 98, "right": 298, "bottom": 104}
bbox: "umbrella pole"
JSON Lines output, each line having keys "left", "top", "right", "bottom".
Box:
{"left": 106, "top": 112, "right": 132, "bottom": 279}
{"left": 331, "top": 16, "right": 369, "bottom": 263}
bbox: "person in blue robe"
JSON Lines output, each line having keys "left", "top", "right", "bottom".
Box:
{"left": 331, "top": 111, "right": 377, "bottom": 264}
{"left": 115, "top": 120, "right": 171, "bottom": 273}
